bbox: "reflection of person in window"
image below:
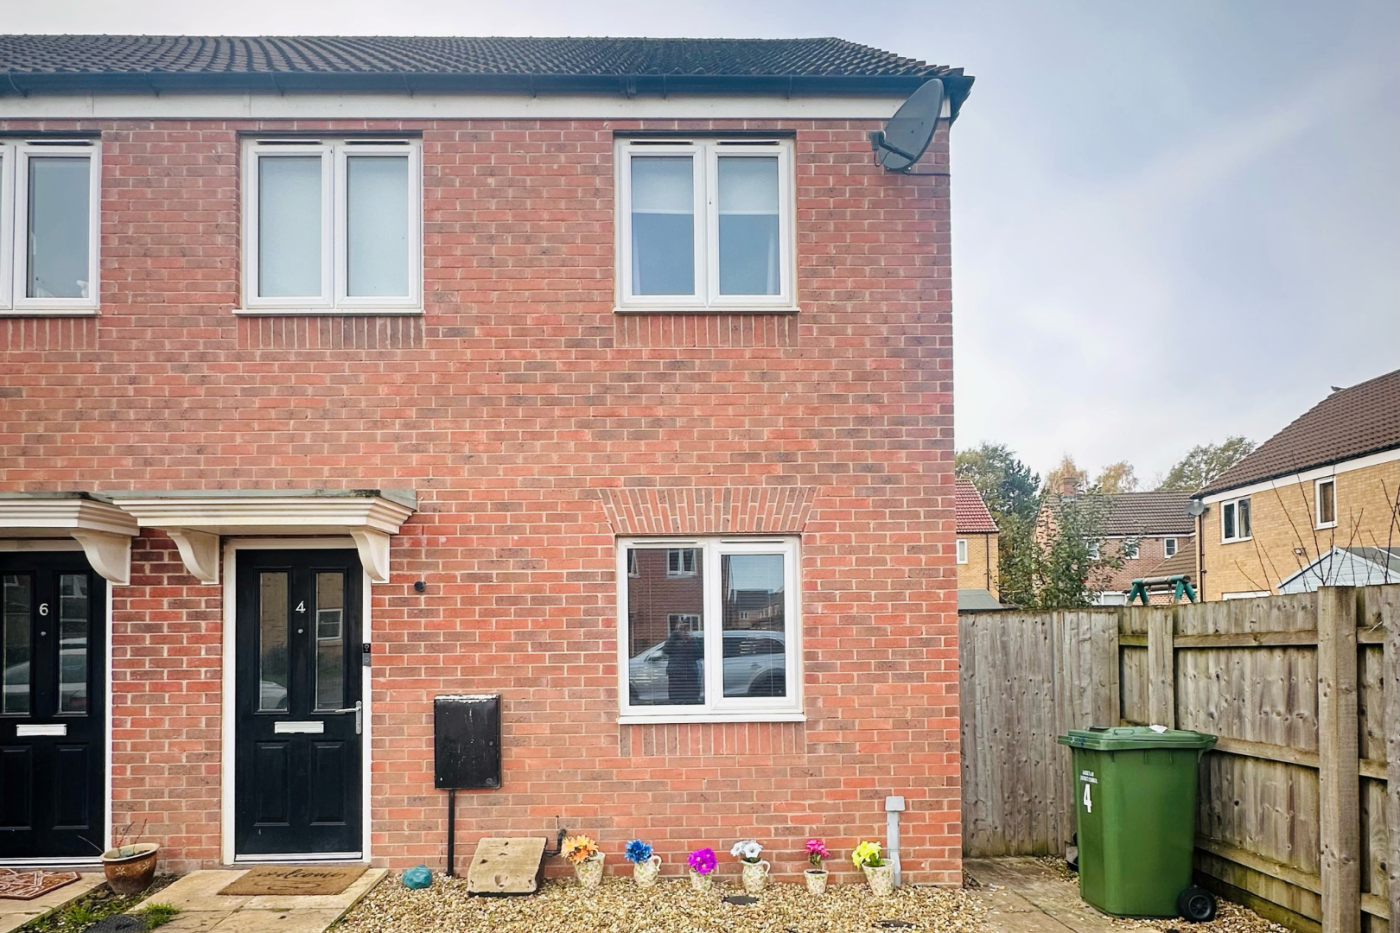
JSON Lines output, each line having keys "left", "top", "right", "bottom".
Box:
{"left": 665, "top": 618, "right": 702, "bottom": 704}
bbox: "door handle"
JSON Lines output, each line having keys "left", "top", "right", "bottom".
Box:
{"left": 335, "top": 701, "right": 362, "bottom": 735}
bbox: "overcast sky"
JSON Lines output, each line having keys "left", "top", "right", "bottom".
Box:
{"left": 9, "top": 0, "right": 1398, "bottom": 484}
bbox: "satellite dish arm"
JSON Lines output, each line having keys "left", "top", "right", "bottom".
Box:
{"left": 871, "top": 132, "right": 921, "bottom": 163}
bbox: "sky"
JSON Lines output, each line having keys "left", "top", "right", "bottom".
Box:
{"left": 7, "top": 0, "right": 1398, "bottom": 485}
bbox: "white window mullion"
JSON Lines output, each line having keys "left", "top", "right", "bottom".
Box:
{"left": 702, "top": 539, "right": 721, "bottom": 713}
{"left": 332, "top": 143, "right": 349, "bottom": 309}
{"left": 319, "top": 146, "right": 336, "bottom": 307}
{"left": 701, "top": 142, "right": 718, "bottom": 308}
{"left": 0, "top": 146, "right": 14, "bottom": 309}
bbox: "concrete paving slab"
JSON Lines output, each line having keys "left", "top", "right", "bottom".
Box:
{"left": 966, "top": 858, "right": 1122, "bottom": 933}
{"left": 149, "top": 910, "right": 238, "bottom": 933}
{"left": 139, "top": 873, "right": 253, "bottom": 913}
{"left": 137, "top": 869, "right": 385, "bottom": 933}
{"left": 0, "top": 873, "right": 104, "bottom": 933}
{"left": 206, "top": 908, "right": 346, "bottom": 933}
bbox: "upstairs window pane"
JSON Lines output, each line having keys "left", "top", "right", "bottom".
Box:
{"left": 347, "top": 156, "right": 410, "bottom": 297}
{"left": 258, "top": 156, "right": 323, "bottom": 298}
{"left": 717, "top": 157, "right": 780, "bottom": 295}
{"left": 630, "top": 157, "right": 695, "bottom": 296}
{"left": 27, "top": 157, "right": 91, "bottom": 299}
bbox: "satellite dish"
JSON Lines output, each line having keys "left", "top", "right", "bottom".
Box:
{"left": 1186, "top": 499, "right": 1207, "bottom": 517}
{"left": 870, "top": 78, "right": 945, "bottom": 172}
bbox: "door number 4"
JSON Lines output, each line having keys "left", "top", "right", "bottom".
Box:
{"left": 1082, "top": 783, "right": 1093, "bottom": 813}
{"left": 295, "top": 601, "right": 306, "bottom": 613}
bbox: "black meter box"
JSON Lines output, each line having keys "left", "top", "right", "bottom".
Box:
{"left": 434, "top": 694, "right": 502, "bottom": 789}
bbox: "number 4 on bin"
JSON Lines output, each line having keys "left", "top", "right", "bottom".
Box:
{"left": 1082, "top": 782, "right": 1093, "bottom": 813}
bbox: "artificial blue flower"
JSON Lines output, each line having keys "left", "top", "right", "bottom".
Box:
{"left": 624, "top": 839, "right": 653, "bottom": 863}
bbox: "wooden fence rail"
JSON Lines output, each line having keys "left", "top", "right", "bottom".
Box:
{"left": 959, "top": 585, "right": 1399, "bottom": 933}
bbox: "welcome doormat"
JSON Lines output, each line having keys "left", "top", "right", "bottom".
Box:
{"left": 219, "top": 866, "right": 366, "bottom": 897}
{"left": 0, "top": 868, "right": 80, "bottom": 900}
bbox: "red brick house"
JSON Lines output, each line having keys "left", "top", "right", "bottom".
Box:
{"left": 0, "top": 35, "right": 971, "bottom": 882}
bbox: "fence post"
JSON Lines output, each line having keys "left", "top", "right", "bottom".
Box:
{"left": 1385, "top": 593, "right": 1399, "bottom": 930}
{"left": 1146, "top": 607, "right": 1176, "bottom": 728}
{"left": 1317, "top": 586, "right": 1360, "bottom": 933}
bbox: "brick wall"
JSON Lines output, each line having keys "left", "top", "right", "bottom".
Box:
{"left": 1201, "top": 460, "right": 1400, "bottom": 600}
{"left": 0, "top": 116, "right": 958, "bottom": 881}
{"left": 1096, "top": 534, "right": 1191, "bottom": 595}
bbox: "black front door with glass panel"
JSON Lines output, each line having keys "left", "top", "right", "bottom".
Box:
{"left": 0, "top": 552, "right": 106, "bottom": 860}
{"left": 234, "top": 550, "right": 362, "bottom": 858}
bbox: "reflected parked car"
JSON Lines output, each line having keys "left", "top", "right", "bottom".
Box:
{"left": 628, "top": 630, "right": 786, "bottom": 703}
{"left": 2, "top": 645, "right": 88, "bottom": 713}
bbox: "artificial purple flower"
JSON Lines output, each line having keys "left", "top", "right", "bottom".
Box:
{"left": 687, "top": 847, "right": 718, "bottom": 875}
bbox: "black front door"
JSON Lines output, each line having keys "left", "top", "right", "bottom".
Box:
{"left": 234, "top": 550, "right": 362, "bottom": 857}
{"left": 0, "top": 552, "right": 106, "bottom": 860}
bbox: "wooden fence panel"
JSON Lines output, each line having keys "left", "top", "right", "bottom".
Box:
{"left": 959, "top": 585, "right": 1398, "bottom": 933}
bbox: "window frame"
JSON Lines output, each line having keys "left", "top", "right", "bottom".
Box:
{"left": 955, "top": 538, "right": 968, "bottom": 564}
{"left": 240, "top": 137, "right": 422, "bottom": 316}
{"left": 615, "top": 138, "right": 796, "bottom": 314}
{"left": 1163, "top": 538, "right": 1178, "bottom": 559}
{"left": 1221, "top": 496, "right": 1252, "bottom": 543}
{"left": 1, "top": 139, "right": 102, "bottom": 315}
{"left": 1314, "top": 478, "right": 1337, "bottom": 530}
{"left": 616, "top": 536, "right": 803, "bottom": 724}
{"left": 1121, "top": 539, "right": 1140, "bottom": 560}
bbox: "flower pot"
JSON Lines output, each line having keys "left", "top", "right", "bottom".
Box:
{"left": 740, "top": 859, "right": 770, "bottom": 894}
{"left": 633, "top": 854, "right": 662, "bottom": 888}
{"left": 574, "top": 853, "right": 604, "bottom": 889}
{"left": 101, "top": 843, "right": 159, "bottom": 896}
{"left": 862, "top": 863, "right": 894, "bottom": 897}
{"left": 804, "top": 868, "right": 828, "bottom": 895}
{"left": 688, "top": 870, "right": 713, "bottom": 893}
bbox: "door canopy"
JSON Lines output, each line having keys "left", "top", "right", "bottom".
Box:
{"left": 0, "top": 491, "right": 138, "bottom": 585}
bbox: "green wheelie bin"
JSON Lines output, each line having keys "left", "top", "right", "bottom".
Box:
{"left": 1057, "top": 726, "right": 1218, "bottom": 921}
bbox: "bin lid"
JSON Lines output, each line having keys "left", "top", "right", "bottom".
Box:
{"left": 1056, "top": 726, "right": 1217, "bottom": 751}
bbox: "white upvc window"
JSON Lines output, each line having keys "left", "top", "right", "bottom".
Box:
{"left": 1163, "top": 538, "right": 1178, "bottom": 559}
{"left": 1122, "top": 540, "right": 1140, "bottom": 560}
{"left": 1221, "top": 496, "right": 1252, "bottom": 543}
{"left": 1315, "top": 478, "right": 1336, "bottom": 529}
{"left": 240, "top": 137, "right": 422, "bottom": 315}
{"left": 956, "top": 539, "right": 968, "bottom": 564}
{"left": 0, "top": 139, "right": 101, "bottom": 315}
{"left": 618, "top": 537, "right": 802, "bottom": 723}
{"left": 615, "top": 138, "right": 796, "bottom": 313}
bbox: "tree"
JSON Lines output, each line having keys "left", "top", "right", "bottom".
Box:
{"left": 955, "top": 443, "right": 1041, "bottom": 521}
{"left": 1033, "top": 487, "right": 1124, "bottom": 609}
{"left": 1157, "top": 437, "right": 1256, "bottom": 492}
{"left": 1095, "top": 461, "right": 1139, "bottom": 495}
{"left": 1043, "top": 455, "right": 1089, "bottom": 497}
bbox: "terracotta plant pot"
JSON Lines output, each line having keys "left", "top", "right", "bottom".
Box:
{"left": 574, "top": 853, "right": 604, "bottom": 889}
{"left": 862, "top": 862, "right": 894, "bottom": 896}
{"left": 740, "top": 859, "right": 770, "bottom": 894}
{"left": 632, "top": 854, "right": 662, "bottom": 888}
{"left": 101, "top": 843, "right": 159, "bottom": 895}
{"left": 804, "top": 868, "right": 828, "bottom": 895}
{"left": 688, "top": 870, "right": 713, "bottom": 893}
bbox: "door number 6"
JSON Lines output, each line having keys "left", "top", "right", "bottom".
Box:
{"left": 38, "top": 602, "right": 50, "bottom": 616}
{"left": 1082, "top": 783, "right": 1093, "bottom": 813}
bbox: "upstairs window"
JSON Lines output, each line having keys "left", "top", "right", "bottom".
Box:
{"left": 0, "top": 140, "right": 101, "bottom": 314}
{"left": 1315, "top": 479, "right": 1336, "bottom": 529}
{"left": 1221, "top": 497, "right": 1251, "bottom": 542}
{"left": 1163, "top": 538, "right": 1178, "bottom": 559}
{"left": 956, "top": 539, "right": 969, "bottom": 564}
{"left": 616, "top": 138, "right": 795, "bottom": 312}
{"left": 241, "top": 138, "right": 421, "bottom": 315}
{"left": 1122, "top": 540, "right": 1140, "bottom": 560}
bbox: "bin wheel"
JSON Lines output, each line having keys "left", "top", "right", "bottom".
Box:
{"left": 1176, "top": 886, "right": 1217, "bottom": 922}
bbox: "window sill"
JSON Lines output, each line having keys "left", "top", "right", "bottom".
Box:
{"left": 0, "top": 308, "right": 98, "bottom": 317}
{"left": 618, "top": 711, "right": 805, "bottom": 725}
{"left": 614, "top": 306, "right": 800, "bottom": 316}
{"left": 233, "top": 307, "right": 423, "bottom": 317}
{"left": 1315, "top": 522, "right": 1337, "bottom": 531}
{"left": 1221, "top": 537, "right": 1253, "bottom": 545}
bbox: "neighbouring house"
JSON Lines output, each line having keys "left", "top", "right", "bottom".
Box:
{"left": 1091, "top": 491, "right": 1197, "bottom": 605}
{"left": 1034, "top": 481, "right": 1196, "bottom": 606}
{"left": 0, "top": 35, "right": 972, "bottom": 880}
{"left": 1193, "top": 368, "right": 1400, "bottom": 600}
{"left": 954, "top": 480, "right": 1000, "bottom": 610}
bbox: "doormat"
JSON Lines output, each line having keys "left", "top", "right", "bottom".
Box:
{"left": 219, "top": 866, "right": 367, "bottom": 897}
{"left": 0, "top": 869, "right": 80, "bottom": 901}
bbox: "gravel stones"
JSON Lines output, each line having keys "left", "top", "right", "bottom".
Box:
{"left": 337, "top": 872, "right": 988, "bottom": 933}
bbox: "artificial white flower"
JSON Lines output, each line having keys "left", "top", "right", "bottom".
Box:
{"left": 742, "top": 841, "right": 763, "bottom": 861}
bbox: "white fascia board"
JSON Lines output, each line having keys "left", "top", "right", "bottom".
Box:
{"left": 1198, "top": 447, "right": 1400, "bottom": 505}
{"left": 0, "top": 92, "right": 906, "bottom": 122}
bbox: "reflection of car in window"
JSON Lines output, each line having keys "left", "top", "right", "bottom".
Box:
{"left": 628, "top": 630, "right": 785, "bottom": 704}
{"left": 3, "top": 643, "right": 89, "bottom": 712}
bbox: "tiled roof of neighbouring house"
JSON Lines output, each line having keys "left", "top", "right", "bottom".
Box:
{"left": 1102, "top": 491, "right": 1196, "bottom": 536}
{"left": 1150, "top": 546, "right": 1195, "bottom": 580}
{"left": 956, "top": 481, "right": 999, "bottom": 534}
{"left": 1198, "top": 369, "right": 1400, "bottom": 497}
{"left": 0, "top": 35, "right": 972, "bottom": 107}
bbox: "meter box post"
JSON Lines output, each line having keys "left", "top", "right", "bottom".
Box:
{"left": 1057, "top": 726, "right": 1217, "bottom": 920}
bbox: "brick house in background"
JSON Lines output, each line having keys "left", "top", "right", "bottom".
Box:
{"left": 0, "top": 36, "right": 972, "bottom": 881}
{"left": 954, "top": 480, "right": 999, "bottom": 608}
{"left": 1091, "top": 490, "right": 1196, "bottom": 605}
{"left": 1192, "top": 369, "right": 1399, "bottom": 600}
